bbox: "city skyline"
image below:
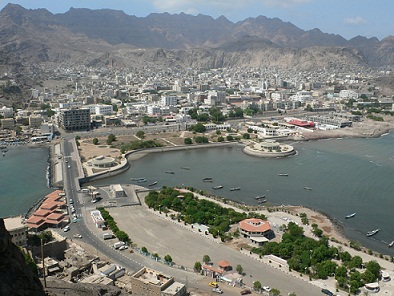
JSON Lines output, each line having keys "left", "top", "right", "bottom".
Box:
{"left": 0, "top": 0, "right": 393, "bottom": 40}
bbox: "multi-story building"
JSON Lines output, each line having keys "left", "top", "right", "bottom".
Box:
{"left": 4, "top": 216, "right": 28, "bottom": 247}
{"left": 29, "top": 115, "right": 43, "bottom": 128}
{"left": 58, "top": 108, "right": 91, "bottom": 131}
{"left": 0, "top": 106, "right": 14, "bottom": 118}
{"left": 161, "top": 95, "right": 178, "bottom": 106}
{"left": 1, "top": 118, "right": 15, "bottom": 130}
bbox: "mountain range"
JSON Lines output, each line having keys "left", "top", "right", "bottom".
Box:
{"left": 1, "top": 3, "right": 394, "bottom": 72}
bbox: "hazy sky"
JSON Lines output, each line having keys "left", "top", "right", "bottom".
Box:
{"left": 0, "top": 0, "right": 392, "bottom": 40}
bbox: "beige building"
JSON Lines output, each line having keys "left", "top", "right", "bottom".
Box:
{"left": 116, "top": 267, "right": 186, "bottom": 296}
{"left": 1, "top": 118, "right": 15, "bottom": 130}
{"left": 29, "top": 115, "right": 43, "bottom": 128}
{"left": 4, "top": 216, "right": 28, "bottom": 246}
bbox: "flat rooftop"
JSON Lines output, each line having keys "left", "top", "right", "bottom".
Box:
{"left": 4, "top": 216, "right": 26, "bottom": 230}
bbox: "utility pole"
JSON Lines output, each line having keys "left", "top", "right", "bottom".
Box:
{"left": 41, "top": 238, "right": 46, "bottom": 288}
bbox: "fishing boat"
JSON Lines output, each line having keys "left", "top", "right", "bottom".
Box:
{"left": 131, "top": 177, "right": 145, "bottom": 181}
{"left": 345, "top": 212, "right": 356, "bottom": 219}
{"left": 148, "top": 181, "right": 158, "bottom": 187}
{"left": 203, "top": 177, "right": 213, "bottom": 182}
{"left": 212, "top": 185, "right": 223, "bottom": 190}
{"left": 258, "top": 199, "right": 267, "bottom": 204}
{"left": 304, "top": 187, "right": 312, "bottom": 190}
{"left": 165, "top": 171, "right": 175, "bottom": 174}
{"left": 366, "top": 229, "right": 380, "bottom": 237}
{"left": 255, "top": 195, "right": 266, "bottom": 200}
{"left": 137, "top": 178, "right": 147, "bottom": 183}
{"left": 181, "top": 167, "right": 190, "bottom": 170}
{"left": 230, "top": 187, "right": 241, "bottom": 191}
{"left": 389, "top": 241, "right": 394, "bottom": 248}
{"left": 278, "top": 173, "right": 289, "bottom": 176}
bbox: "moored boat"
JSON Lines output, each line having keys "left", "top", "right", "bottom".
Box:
{"left": 137, "top": 178, "right": 147, "bottom": 183}
{"left": 255, "top": 195, "right": 266, "bottom": 200}
{"left": 165, "top": 171, "right": 175, "bottom": 174}
{"left": 278, "top": 173, "right": 289, "bottom": 176}
{"left": 203, "top": 177, "right": 213, "bottom": 182}
{"left": 212, "top": 185, "right": 223, "bottom": 190}
{"left": 258, "top": 199, "right": 267, "bottom": 204}
{"left": 345, "top": 212, "right": 356, "bottom": 219}
{"left": 389, "top": 241, "right": 394, "bottom": 248}
{"left": 148, "top": 181, "right": 158, "bottom": 187}
{"left": 304, "top": 187, "right": 312, "bottom": 190}
{"left": 230, "top": 187, "right": 241, "bottom": 191}
{"left": 366, "top": 229, "right": 380, "bottom": 237}
{"left": 181, "top": 167, "right": 190, "bottom": 170}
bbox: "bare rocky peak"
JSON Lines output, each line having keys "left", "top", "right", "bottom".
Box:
{"left": 0, "top": 4, "right": 394, "bottom": 71}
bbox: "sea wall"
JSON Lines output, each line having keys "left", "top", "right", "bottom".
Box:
{"left": 242, "top": 146, "right": 296, "bottom": 158}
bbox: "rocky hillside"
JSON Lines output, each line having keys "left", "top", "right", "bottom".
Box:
{"left": 0, "top": 218, "right": 45, "bottom": 296}
{"left": 0, "top": 3, "right": 393, "bottom": 72}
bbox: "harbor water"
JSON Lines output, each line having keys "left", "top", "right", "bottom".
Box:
{"left": 91, "top": 133, "right": 394, "bottom": 256}
{"left": 1, "top": 133, "right": 393, "bottom": 256}
{"left": 0, "top": 146, "right": 52, "bottom": 218}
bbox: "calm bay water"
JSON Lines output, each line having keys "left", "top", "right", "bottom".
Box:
{"left": 1, "top": 134, "right": 393, "bottom": 256}
{"left": 91, "top": 133, "right": 394, "bottom": 256}
{"left": 0, "top": 146, "right": 52, "bottom": 218}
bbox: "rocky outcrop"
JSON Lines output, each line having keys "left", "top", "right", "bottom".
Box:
{"left": 0, "top": 218, "right": 45, "bottom": 296}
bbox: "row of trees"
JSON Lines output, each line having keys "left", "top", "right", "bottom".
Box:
{"left": 145, "top": 187, "right": 266, "bottom": 240}
{"left": 98, "top": 208, "right": 130, "bottom": 243}
{"left": 252, "top": 222, "right": 381, "bottom": 294}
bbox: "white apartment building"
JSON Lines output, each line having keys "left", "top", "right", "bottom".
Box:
{"left": 161, "top": 95, "right": 178, "bottom": 106}
{"left": 59, "top": 102, "right": 83, "bottom": 109}
{"left": 147, "top": 105, "right": 161, "bottom": 116}
{"left": 0, "top": 106, "right": 14, "bottom": 118}
{"left": 339, "top": 90, "right": 358, "bottom": 99}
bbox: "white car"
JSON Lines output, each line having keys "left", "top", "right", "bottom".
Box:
{"left": 63, "top": 226, "right": 70, "bottom": 232}
{"left": 73, "top": 234, "right": 82, "bottom": 238}
{"left": 212, "top": 287, "right": 223, "bottom": 294}
{"left": 263, "top": 286, "right": 271, "bottom": 292}
{"left": 119, "top": 245, "right": 128, "bottom": 250}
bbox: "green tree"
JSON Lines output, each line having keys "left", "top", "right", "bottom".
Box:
{"left": 93, "top": 138, "right": 99, "bottom": 145}
{"left": 202, "top": 255, "right": 211, "bottom": 264}
{"left": 217, "top": 136, "right": 224, "bottom": 142}
{"left": 270, "top": 288, "right": 281, "bottom": 296}
{"left": 115, "top": 230, "right": 130, "bottom": 243}
{"left": 226, "top": 135, "right": 234, "bottom": 141}
{"left": 194, "top": 136, "right": 208, "bottom": 143}
{"left": 164, "top": 254, "right": 173, "bottom": 263}
{"left": 193, "top": 123, "right": 206, "bottom": 133}
{"left": 236, "top": 264, "right": 243, "bottom": 275}
{"left": 136, "top": 130, "right": 145, "bottom": 139}
{"left": 184, "top": 137, "right": 193, "bottom": 145}
{"left": 141, "top": 246, "right": 148, "bottom": 254}
{"left": 242, "top": 133, "right": 250, "bottom": 139}
{"left": 194, "top": 261, "right": 202, "bottom": 272}
{"left": 107, "top": 133, "right": 116, "bottom": 144}
{"left": 253, "top": 280, "right": 262, "bottom": 291}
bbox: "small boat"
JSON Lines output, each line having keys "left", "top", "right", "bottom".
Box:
{"left": 258, "top": 199, "right": 267, "bottom": 204}
{"left": 230, "top": 187, "right": 241, "bottom": 191}
{"left": 278, "top": 173, "right": 289, "bottom": 176}
{"left": 366, "top": 229, "right": 380, "bottom": 237}
{"left": 254, "top": 195, "right": 266, "bottom": 200}
{"left": 137, "top": 178, "right": 147, "bottom": 183}
{"left": 181, "top": 167, "right": 190, "bottom": 170}
{"left": 203, "top": 177, "right": 213, "bottom": 182}
{"left": 148, "top": 181, "right": 158, "bottom": 187}
{"left": 212, "top": 185, "right": 223, "bottom": 190}
{"left": 389, "top": 241, "right": 394, "bottom": 248}
{"left": 304, "top": 187, "right": 312, "bottom": 190}
{"left": 165, "top": 171, "right": 175, "bottom": 174}
{"left": 345, "top": 212, "right": 356, "bottom": 219}
{"left": 131, "top": 177, "right": 145, "bottom": 181}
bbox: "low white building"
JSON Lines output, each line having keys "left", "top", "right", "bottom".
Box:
{"left": 90, "top": 210, "right": 106, "bottom": 228}
{"left": 4, "top": 216, "right": 28, "bottom": 246}
{"left": 110, "top": 184, "right": 125, "bottom": 198}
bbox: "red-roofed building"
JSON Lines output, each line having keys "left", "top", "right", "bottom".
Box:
{"left": 218, "top": 260, "right": 232, "bottom": 271}
{"left": 26, "top": 216, "right": 46, "bottom": 231}
{"left": 202, "top": 264, "right": 223, "bottom": 278}
{"left": 239, "top": 218, "right": 272, "bottom": 244}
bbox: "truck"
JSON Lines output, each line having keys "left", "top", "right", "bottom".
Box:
{"left": 113, "top": 241, "right": 125, "bottom": 249}
{"left": 103, "top": 233, "right": 114, "bottom": 240}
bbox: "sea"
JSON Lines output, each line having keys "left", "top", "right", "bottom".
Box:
{"left": 1, "top": 133, "right": 394, "bottom": 256}
{"left": 0, "top": 146, "right": 52, "bottom": 218}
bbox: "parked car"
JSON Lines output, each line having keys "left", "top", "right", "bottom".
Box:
{"left": 73, "top": 234, "right": 82, "bottom": 238}
{"left": 240, "top": 289, "right": 251, "bottom": 295}
{"left": 263, "top": 286, "right": 271, "bottom": 292}
{"left": 321, "top": 289, "right": 334, "bottom": 296}
{"left": 119, "top": 245, "right": 128, "bottom": 250}
{"left": 209, "top": 282, "right": 218, "bottom": 288}
{"left": 212, "top": 287, "right": 223, "bottom": 294}
{"left": 63, "top": 226, "right": 70, "bottom": 232}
